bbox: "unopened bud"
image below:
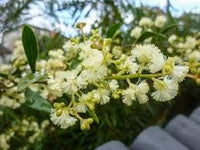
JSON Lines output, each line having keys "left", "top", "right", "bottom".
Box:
{"left": 53, "top": 103, "right": 60, "bottom": 109}
{"left": 60, "top": 102, "right": 65, "bottom": 107}
{"left": 90, "top": 41, "right": 102, "bottom": 50}
{"left": 76, "top": 22, "right": 86, "bottom": 29}
{"left": 80, "top": 118, "right": 93, "bottom": 130}
{"left": 112, "top": 92, "right": 120, "bottom": 99}
{"left": 104, "top": 38, "right": 112, "bottom": 46}
{"left": 87, "top": 103, "right": 95, "bottom": 110}
{"left": 56, "top": 109, "right": 63, "bottom": 116}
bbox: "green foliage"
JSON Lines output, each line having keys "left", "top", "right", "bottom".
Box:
{"left": 0, "top": 106, "right": 20, "bottom": 122}
{"left": 69, "top": 53, "right": 82, "bottom": 70}
{"left": 106, "top": 23, "right": 122, "bottom": 38}
{"left": 0, "top": 73, "right": 8, "bottom": 78}
{"left": 22, "top": 25, "right": 38, "bottom": 73}
{"left": 161, "top": 24, "right": 179, "bottom": 34}
{"left": 87, "top": 108, "right": 99, "bottom": 124}
{"left": 18, "top": 73, "right": 46, "bottom": 91}
{"left": 24, "top": 88, "right": 52, "bottom": 114}
{"left": 38, "top": 33, "right": 66, "bottom": 57}
{"left": 137, "top": 31, "right": 166, "bottom": 43}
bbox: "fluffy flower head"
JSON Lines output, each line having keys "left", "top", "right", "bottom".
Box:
{"left": 155, "top": 15, "right": 166, "bottom": 28}
{"left": 152, "top": 77, "right": 178, "bottom": 101}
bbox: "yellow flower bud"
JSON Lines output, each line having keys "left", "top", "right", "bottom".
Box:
{"left": 104, "top": 38, "right": 112, "bottom": 46}
{"left": 90, "top": 41, "right": 102, "bottom": 50}
{"left": 76, "top": 22, "right": 86, "bottom": 29}
{"left": 80, "top": 118, "right": 93, "bottom": 130}
{"left": 87, "top": 103, "right": 95, "bottom": 110}
{"left": 53, "top": 103, "right": 60, "bottom": 109}
{"left": 112, "top": 92, "right": 120, "bottom": 99}
{"left": 56, "top": 109, "right": 63, "bottom": 116}
{"left": 60, "top": 102, "right": 65, "bottom": 107}
{"left": 92, "top": 98, "right": 99, "bottom": 103}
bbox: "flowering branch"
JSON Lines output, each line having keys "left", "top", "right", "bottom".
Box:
{"left": 105, "top": 73, "right": 164, "bottom": 80}
{"left": 186, "top": 74, "right": 198, "bottom": 80}
{"left": 0, "top": 19, "right": 191, "bottom": 132}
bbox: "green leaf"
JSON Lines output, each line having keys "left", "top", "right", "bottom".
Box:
{"left": 0, "top": 106, "right": 20, "bottom": 121}
{"left": 25, "top": 88, "right": 52, "bottom": 113}
{"left": 106, "top": 23, "right": 121, "bottom": 38}
{"left": 161, "top": 24, "right": 178, "bottom": 34}
{"left": 18, "top": 73, "right": 46, "bottom": 91}
{"left": 167, "top": 11, "right": 176, "bottom": 24}
{"left": 0, "top": 73, "right": 8, "bottom": 78}
{"left": 87, "top": 108, "right": 99, "bottom": 124}
{"left": 22, "top": 25, "right": 38, "bottom": 73}
{"left": 137, "top": 31, "right": 166, "bottom": 43}
{"left": 69, "top": 53, "right": 82, "bottom": 70}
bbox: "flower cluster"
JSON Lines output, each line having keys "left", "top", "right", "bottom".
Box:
{"left": 167, "top": 32, "right": 200, "bottom": 84}
{"left": 0, "top": 42, "right": 26, "bottom": 109}
{"left": 42, "top": 29, "right": 188, "bottom": 129}
{"left": 0, "top": 20, "right": 190, "bottom": 132}
{"left": 0, "top": 118, "right": 49, "bottom": 150}
{"left": 131, "top": 15, "right": 167, "bottom": 39}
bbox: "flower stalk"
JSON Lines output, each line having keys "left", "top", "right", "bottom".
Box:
{"left": 105, "top": 73, "right": 164, "bottom": 80}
